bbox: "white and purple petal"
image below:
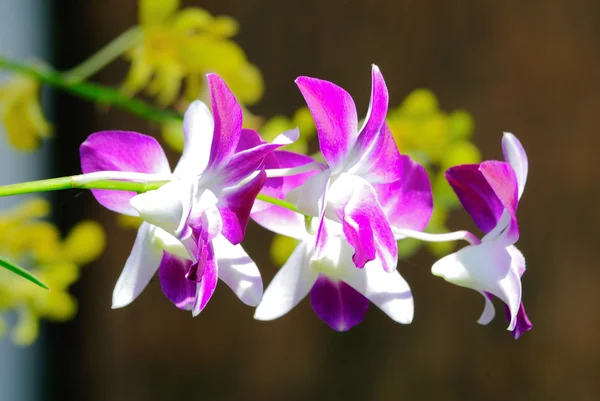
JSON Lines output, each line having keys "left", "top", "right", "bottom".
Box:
{"left": 295, "top": 76, "right": 358, "bottom": 170}
{"left": 112, "top": 222, "right": 163, "bottom": 308}
{"left": 192, "top": 242, "right": 218, "bottom": 316}
{"left": 80, "top": 131, "right": 171, "bottom": 215}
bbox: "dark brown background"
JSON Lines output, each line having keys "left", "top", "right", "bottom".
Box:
{"left": 46, "top": 1, "right": 599, "bottom": 400}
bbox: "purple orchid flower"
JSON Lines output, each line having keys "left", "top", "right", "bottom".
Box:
{"left": 431, "top": 133, "right": 532, "bottom": 338}
{"left": 252, "top": 147, "right": 432, "bottom": 331}
{"left": 286, "top": 65, "right": 406, "bottom": 273}
{"left": 80, "top": 74, "right": 296, "bottom": 315}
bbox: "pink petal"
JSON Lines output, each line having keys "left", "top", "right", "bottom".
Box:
{"left": 374, "top": 154, "right": 433, "bottom": 231}
{"left": 445, "top": 164, "right": 505, "bottom": 234}
{"left": 504, "top": 301, "right": 532, "bottom": 339}
{"left": 310, "top": 275, "right": 370, "bottom": 331}
{"left": 192, "top": 242, "right": 218, "bottom": 316}
{"left": 80, "top": 131, "right": 170, "bottom": 215}
{"left": 206, "top": 74, "right": 243, "bottom": 170}
{"left": 295, "top": 76, "right": 358, "bottom": 170}
{"left": 350, "top": 124, "right": 404, "bottom": 184}
{"left": 354, "top": 65, "right": 388, "bottom": 155}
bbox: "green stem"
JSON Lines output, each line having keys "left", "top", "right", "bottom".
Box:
{"left": 64, "top": 26, "right": 143, "bottom": 82}
{"left": 0, "top": 57, "right": 182, "bottom": 124}
{"left": 0, "top": 175, "right": 305, "bottom": 216}
{"left": 0, "top": 176, "right": 166, "bottom": 197}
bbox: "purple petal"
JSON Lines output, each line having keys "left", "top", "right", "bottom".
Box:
{"left": 219, "top": 170, "right": 267, "bottom": 244}
{"left": 192, "top": 243, "right": 218, "bottom": 316}
{"left": 158, "top": 252, "right": 196, "bottom": 310}
{"left": 295, "top": 76, "right": 358, "bottom": 169}
{"left": 504, "top": 301, "right": 532, "bottom": 339}
{"left": 374, "top": 154, "right": 433, "bottom": 231}
{"left": 445, "top": 164, "right": 504, "bottom": 234}
{"left": 206, "top": 74, "right": 242, "bottom": 170}
{"left": 354, "top": 65, "right": 388, "bottom": 155}
{"left": 479, "top": 161, "right": 520, "bottom": 242}
{"left": 80, "top": 131, "right": 170, "bottom": 215}
{"left": 310, "top": 275, "right": 369, "bottom": 331}
{"left": 502, "top": 133, "right": 528, "bottom": 199}
{"left": 330, "top": 174, "right": 397, "bottom": 272}
{"left": 174, "top": 100, "right": 214, "bottom": 178}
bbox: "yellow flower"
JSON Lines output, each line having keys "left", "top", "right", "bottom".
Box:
{"left": 0, "top": 198, "right": 105, "bottom": 345}
{"left": 123, "top": 0, "right": 264, "bottom": 107}
{"left": 0, "top": 73, "right": 52, "bottom": 151}
{"left": 388, "top": 89, "right": 481, "bottom": 257}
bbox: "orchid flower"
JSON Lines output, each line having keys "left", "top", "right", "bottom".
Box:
{"left": 430, "top": 133, "right": 532, "bottom": 338}
{"left": 80, "top": 74, "right": 293, "bottom": 315}
{"left": 287, "top": 65, "right": 407, "bottom": 273}
{"left": 252, "top": 146, "right": 432, "bottom": 331}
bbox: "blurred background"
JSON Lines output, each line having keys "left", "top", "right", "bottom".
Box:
{"left": 1, "top": 0, "right": 599, "bottom": 400}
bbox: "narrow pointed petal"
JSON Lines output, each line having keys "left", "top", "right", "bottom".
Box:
{"left": 206, "top": 74, "right": 242, "bottom": 169}
{"left": 477, "top": 292, "right": 496, "bottom": 325}
{"left": 339, "top": 247, "right": 414, "bottom": 324}
{"left": 354, "top": 65, "right": 388, "bottom": 155}
{"left": 502, "top": 133, "right": 528, "bottom": 199}
{"left": 213, "top": 235, "right": 262, "bottom": 306}
{"left": 80, "top": 131, "right": 171, "bottom": 215}
{"left": 505, "top": 301, "right": 532, "bottom": 339}
{"left": 446, "top": 164, "right": 504, "bottom": 233}
{"left": 219, "top": 170, "right": 267, "bottom": 244}
{"left": 130, "top": 180, "right": 193, "bottom": 236}
{"left": 192, "top": 244, "right": 218, "bottom": 316}
{"left": 431, "top": 241, "right": 522, "bottom": 330}
{"left": 174, "top": 100, "right": 214, "bottom": 178}
{"left": 310, "top": 275, "right": 370, "bottom": 331}
{"left": 222, "top": 129, "right": 297, "bottom": 185}
{"left": 295, "top": 76, "right": 358, "bottom": 169}
{"left": 158, "top": 253, "right": 196, "bottom": 310}
{"left": 375, "top": 154, "right": 433, "bottom": 231}
{"left": 112, "top": 223, "right": 162, "bottom": 308}
{"left": 350, "top": 124, "right": 404, "bottom": 184}
{"left": 254, "top": 242, "right": 319, "bottom": 320}
{"left": 329, "top": 174, "right": 397, "bottom": 272}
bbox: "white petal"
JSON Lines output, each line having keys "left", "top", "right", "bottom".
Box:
{"left": 130, "top": 180, "right": 193, "bottom": 236}
{"left": 174, "top": 100, "right": 215, "bottom": 178}
{"left": 502, "top": 132, "right": 528, "bottom": 199}
{"left": 431, "top": 241, "right": 522, "bottom": 330}
{"left": 112, "top": 223, "right": 163, "bottom": 308}
{"left": 254, "top": 242, "right": 318, "bottom": 320}
{"left": 286, "top": 169, "right": 331, "bottom": 217}
{"left": 272, "top": 127, "right": 300, "bottom": 145}
{"left": 507, "top": 245, "right": 526, "bottom": 277}
{"left": 477, "top": 292, "right": 496, "bottom": 325}
{"left": 340, "top": 255, "right": 414, "bottom": 324}
{"left": 213, "top": 235, "right": 263, "bottom": 306}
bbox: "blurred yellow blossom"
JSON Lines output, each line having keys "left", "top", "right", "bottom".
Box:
{"left": 0, "top": 198, "right": 105, "bottom": 345}
{"left": 388, "top": 89, "right": 481, "bottom": 257}
{"left": 123, "top": 0, "right": 264, "bottom": 107}
{"left": 0, "top": 73, "right": 52, "bottom": 151}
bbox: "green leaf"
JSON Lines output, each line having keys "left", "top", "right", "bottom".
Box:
{"left": 0, "top": 257, "right": 49, "bottom": 290}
